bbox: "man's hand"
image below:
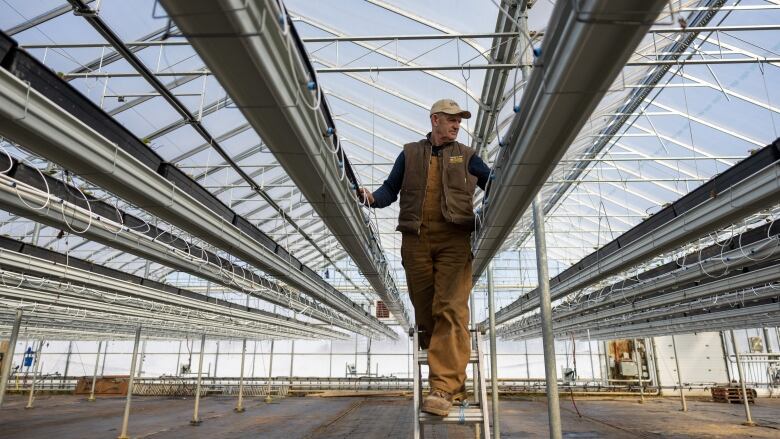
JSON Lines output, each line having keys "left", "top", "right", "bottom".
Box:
{"left": 356, "top": 187, "right": 375, "bottom": 206}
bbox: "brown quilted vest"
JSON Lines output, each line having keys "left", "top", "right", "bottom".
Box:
{"left": 397, "top": 138, "right": 478, "bottom": 234}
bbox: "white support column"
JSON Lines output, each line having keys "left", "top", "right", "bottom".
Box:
{"left": 0, "top": 309, "right": 23, "bottom": 407}
{"left": 487, "top": 263, "right": 500, "bottom": 439}
{"left": 175, "top": 340, "right": 182, "bottom": 376}
{"left": 671, "top": 335, "right": 687, "bottom": 412}
{"left": 251, "top": 340, "right": 258, "bottom": 378}
{"left": 532, "top": 194, "right": 562, "bottom": 439}
{"left": 136, "top": 340, "right": 146, "bottom": 378}
{"left": 729, "top": 330, "right": 755, "bottom": 426}
{"left": 88, "top": 340, "right": 103, "bottom": 402}
{"left": 62, "top": 341, "right": 73, "bottom": 388}
{"left": 235, "top": 338, "right": 246, "bottom": 413}
{"left": 117, "top": 326, "right": 142, "bottom": 439}
{"left": 214, "top": 341, "right": 220, "bottom": 377}
{"left": 101, "top": 342, "right": 108, "bottom": 376}
{"left": 633, "top": 339, "right": 645, "bottom": 404}
{"left": 265, "top": 339, "right": 275, "bottom": 403}
{"left": 25, "top": 339, "right": 44, "bottom": 409}
{"left": 190, "top": 333, "right": 206, "bottom": 426}
{"left": 289, "top": 340, "right": 295, "bottom": 379}
{"left": 587, "top": 329, "right": 596, "bottom": 381}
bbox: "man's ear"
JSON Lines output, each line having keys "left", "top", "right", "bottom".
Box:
{"left": 430, "top": 114, "right": 438, "bottom": 126}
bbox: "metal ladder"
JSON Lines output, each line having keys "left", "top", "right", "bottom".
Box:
{"left": 412, "top": 328, "right": 490, "bottom": 438}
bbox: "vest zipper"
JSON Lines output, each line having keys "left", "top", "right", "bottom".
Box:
{"left": 418, "top": 144, "right": 431, "bottom": 236}
{"left": 442, "top": 155, "right": 451, "bottom": 221}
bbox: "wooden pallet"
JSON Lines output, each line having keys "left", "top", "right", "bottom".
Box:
{"left": 711, "top": 385, "right": 756, "bottom": 404}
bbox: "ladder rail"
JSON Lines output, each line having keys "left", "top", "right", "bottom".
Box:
{"left": 413, "top": 327, "right": 490, "bottom": 438}
{"left": 476, "top": 330, "right": 491, "bottom": 438}
{"left": 412, "top": 328, "right": 423, "bottom": 439}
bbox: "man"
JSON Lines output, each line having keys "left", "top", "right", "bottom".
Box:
{"left": 357, "top": 99, "right": 490, "bottom": 416}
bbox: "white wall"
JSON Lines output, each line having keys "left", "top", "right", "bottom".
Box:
{"left": 653, "top": 332, "right": 728, "bottom": 396}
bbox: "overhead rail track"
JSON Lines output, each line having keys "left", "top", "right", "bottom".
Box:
{"left": 484, "top": 139, "right": 780, "bottom": 329}
{"left": 160, "top": 0, "right": 410, "bottom": 328}
{"left": 0, "top": 299, "right": 286, "bottom": 340}
{"left": 584, "top": 301, "right": 780, "bottom": 341}
{"left": 63, "top": 0, "right": 364, "bottom": 306}
{"left": 0, "top": 32, "right": 394, "bottom": 339}
{"left": 0, "top": 154, "right": 374, "bottom": 337}
{"left": 502, "top": 222, "right": 780, "bottom": 339}
{"left": 471, "top": 0, "right": 525, "bottom": 156}
{"left": 0, "top": 235, "right": 345, "bottom": 340}
{"left": 506, "top": 0, "right": 727, "bottom": 252}
{"left": 471, "top": 0, "right": 668, "bottom": 280}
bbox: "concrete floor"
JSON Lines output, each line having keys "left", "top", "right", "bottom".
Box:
{"left": 1, "top": 394, "right": 779, "bottom": 438}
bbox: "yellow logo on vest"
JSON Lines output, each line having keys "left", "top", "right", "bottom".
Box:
{"left": 449, "top": 155, "right": 464, "bottom": 164}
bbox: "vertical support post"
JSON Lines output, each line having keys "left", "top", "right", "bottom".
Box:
{"left": 251, "top": 340, "right": 257, "bottom": 378}
{"left": 729, "top": 330, "right": 755, "bottom": 426}
{"left": 532, "top": 194, "right": 562, "bottom": 439}
{"left": 353, "top": 334, "right": 358, "bottom": 375}
{"left": 602, "top": 341, "right": 611, "bottom": 386}
{"left": 487, "top": 264, "right": 500, "bottom": 439}
{"left": 265, "top": 339, "right": 274, "bottom": 403}
{"left": 63, "top": 341, "right": 73, "bottom": 388}
{"left": 88, "top": 340, "right": 103, "bottom": 402}
{"left": 235, "top": 338, "right": 246, "bottom": 413}
{"left": 649, "top": 338, "right": 663, "bottom": 396}
{"left": 117, "top": 326, "right": 141, "bottom": 439}
{"left": 470, "top": 290, "right": 479, "bottom": 396}
{"left": 329, "top": 340, "right": 333, "bottom": 378}
{"left": 25, "top": 339, "right": 44, "bottom": 409}
{"left": 587, "top": 329, "right": 595, "bottom": 381}
{"left": 175, "top": 340, "right": 182, "bottom": 375}
{"left": 190, "top": 333, "right": 206, "bottom": 426}
{"left": 763, "top": 328, "right": 774, "bottom": 353}
{"left": 0, "top": 309, "right": 23, "bottom": 407}
{"left": 289, "top": 340, "right": 295, "bottom": 379}
{"left": 524, "top": 339, "right": 530, "bottom": 380}
{"left": 101, "top": 342, "right": 108, "bottom": 376}
{"left": 214, "top": 341, "right": 220, "bottom": 377}
{"left": 671, "top": 335, "right": 687, "bottom": 411}
{"left": 633, "top": 339, "right": 644, "bottom": 403}
{"left": 136, "top": 340, "right": 146, "bottom": 378}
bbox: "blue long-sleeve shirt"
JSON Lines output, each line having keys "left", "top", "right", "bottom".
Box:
{"left": 370, "top": 146, "right": 491, "bottom": 208}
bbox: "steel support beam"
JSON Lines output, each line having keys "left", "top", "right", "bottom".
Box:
{"left": 671, "top": 335, "right": 687, "bottom": 412}
{"left": 489, "top": 145, "right": 780, "bottom": 328}
{"left": 730, "top": 330, "right": 755, "bottom": 426}
{"left": 504, "top": 0, "right": 727, "bottom": 253}
{"left": 190, "top": 333, "right": 206, "bottom": 426}
{"left": 0, "top": 67, "right": 391, "bottom": 338}
{"left": 117, "top": 326, "right": 141, "bottom": 439}
{"left": 234, "top": 338, "right": 246, "bottom": 413}
{"left": 487, "top": 264, "right": 500, "bottom": 439}
{"left": 503, "top": 237, "right": 780, "bottom": 339}
{"left": 24, "top": 339, "right": 43, "bottom": 409}
{"left": 88, "top": 340, "right": 103, "bottom": 402}
{"left": 471, "top": 0, "right": 668, "bottom": 280}
{"left": 160, "top": 0, "right": 409, "bottom": 329}
{"left": 0, "top": 309, "right": 22, "bottom": 407}
{"left": 532, "top": 194, "right": 561, "bottom": 439}
{"left": 471, "top": 0, "right": 525, "bottom": 155}
{"left": 0, "top": 214, "right": 346, "bottom": 339}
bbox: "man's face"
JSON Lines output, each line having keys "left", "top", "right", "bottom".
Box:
{"left": 431, "top": 113, "right": 462, "bottom": 143}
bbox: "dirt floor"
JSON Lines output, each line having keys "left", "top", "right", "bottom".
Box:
{"left": 0, "top": 393, "right": 778, "bottom": 438}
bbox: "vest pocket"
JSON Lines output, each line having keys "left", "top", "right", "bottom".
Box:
{"left": 445, "top": 163, "right": 467, "bottom": 191}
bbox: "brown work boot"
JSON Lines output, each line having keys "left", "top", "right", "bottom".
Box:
{"left": 422, "top": 388, "right": 453, "bottom": 416}
{"left": 452, "top": 384, "right": 471, "bottom": 403}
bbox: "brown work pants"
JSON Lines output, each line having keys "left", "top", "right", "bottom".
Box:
{"left": 402, "top": 225, "right": 472, "bottom": 394}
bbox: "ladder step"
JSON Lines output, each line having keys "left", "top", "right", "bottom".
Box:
{"left": 417, "top": 350, "right": 480, "bottom": 364}
{"left": 419, "top": 407, "right": 485, "bottom": 424}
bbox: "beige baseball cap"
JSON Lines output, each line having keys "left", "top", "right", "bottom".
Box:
{"left": 430, "top": 99, "right": 471, "bottom": 119}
